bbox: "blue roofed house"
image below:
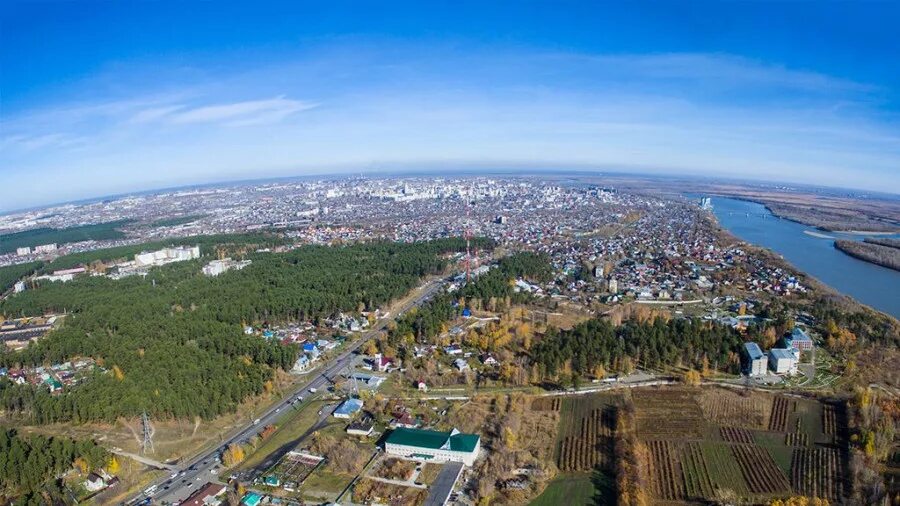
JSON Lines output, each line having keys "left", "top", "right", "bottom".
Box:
{"left": 743, "top": 342, "right": 767, "bottom": 377}
{"left": 302, "top": 342, "right": 320, "bottom": 359}
{"left": 788, "top": 327, "right": 814, "bottom": 352}
{"left": 241, "top": 492, "right": 263, "bottom": 506}
{"left": 291, "top": 354, "right": 310, "bottom": 373}
{"left": 333, "top": 398, "right": 364, "bottom": 419}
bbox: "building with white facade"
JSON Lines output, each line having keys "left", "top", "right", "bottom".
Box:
{"left": 384, "top": 427, "right": 481, "bottom": 466}
{"left": 202, "top": 258, "right": 251, "bottom": 276}
{"left": 768, "top": 348, "right": 799, "bottom": 375}
{"left": 134, "top": 245, "right": 200, "bottom": 267}
{"left": 743, "top": 342, "right": 768, "bottom": 377}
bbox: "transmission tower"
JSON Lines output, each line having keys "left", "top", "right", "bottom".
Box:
{"left": 141, "top": 411, "right": 155, "bottom": 455}
{"left": 464, "top": 187, "right": 475, "bottom": 283}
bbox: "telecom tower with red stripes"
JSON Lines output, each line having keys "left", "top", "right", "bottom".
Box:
{"left": 465, "top": 198, "right": 472, "bottom": 283}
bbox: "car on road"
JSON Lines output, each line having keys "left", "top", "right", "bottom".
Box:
{"left": 253, "top": 418, "right": 261, "bottom": 425}
{"left": 308, "top": 387, "right": 317, "bottom": 393}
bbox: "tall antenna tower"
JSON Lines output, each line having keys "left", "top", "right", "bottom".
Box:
{"left": 465, "top": 200, "right": 472, "bottom": 283}
{"left": 141, "top": 411, "right": 155, "bottom": 455}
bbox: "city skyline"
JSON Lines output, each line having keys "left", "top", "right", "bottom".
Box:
{"left": 3, "top": 1, "right": 900, "bottom": 211}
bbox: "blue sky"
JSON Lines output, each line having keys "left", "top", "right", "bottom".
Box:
{"left": 2, "top": 1, "right": 899, "bottom": 211}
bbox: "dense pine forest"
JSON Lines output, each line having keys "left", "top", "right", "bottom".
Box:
{"left": 0, "top": 221, "right": 132, "bottom": 254}
{"left": 0, "top": 428, "right": 107, "bottom": 505}
{"left": 531, "top": 316, "right": 745, "bottom": 378}
{"left": 0, "top": 261, "right": 43, "bottom": 293}
{"left": 0, "top": 238, "right": 482, "bottom": 423}
{"left": 39, "top": 232, "right": 283, "bottom": 272}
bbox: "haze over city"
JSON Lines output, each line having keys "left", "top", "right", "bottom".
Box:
{"left": 2, "top": 3, "right": 900, "bottom": 506}
{"left": 3, "top": 1, "right": 900, "bottom": 211}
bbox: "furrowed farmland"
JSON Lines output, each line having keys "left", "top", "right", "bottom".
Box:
{"left": 537, "top": 386, "right": 850, "bottom": 505}
{"left": 552, "top": 394, "right": 620, "bottom": 472}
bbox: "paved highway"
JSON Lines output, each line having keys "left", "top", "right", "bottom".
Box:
{"left": 129, "top": 278, "right": 446, "bottom": 505}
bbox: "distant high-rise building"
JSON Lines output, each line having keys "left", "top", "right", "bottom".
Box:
{"left": 699, "top": 197, "right": 713, "bottom": 210}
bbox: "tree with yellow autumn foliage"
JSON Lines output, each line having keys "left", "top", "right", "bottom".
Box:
{"left": 683, "top": 369, "right": 702, "bottom": 386}
{"left": 107, "top": 455, "right": 121, "bottom": 474}
{"left": 222, "top": 443, "right": 245, "bottom": 467}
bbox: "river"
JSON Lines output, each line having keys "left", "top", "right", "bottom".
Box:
{"left": 705, "top": 196, "right": 900, "bottom": 319}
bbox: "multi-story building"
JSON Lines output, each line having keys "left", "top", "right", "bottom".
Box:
{"left": 385, "top": 427, "right": 481, "bottom": 466}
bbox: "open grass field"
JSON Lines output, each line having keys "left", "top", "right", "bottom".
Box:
{"left": 298, "top": 469, "right": 354, "bottom": 503}
{"left": 237, "top": 398, "right": 328, "bottom": 470}
{"left": 529, "top": 473, "right": 596, "bottom": 506}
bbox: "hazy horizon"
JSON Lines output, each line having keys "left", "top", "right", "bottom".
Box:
{"left": 5, "top": 166, "right": 900, "bottom": 217}
{"left": 3, "top": 1, "right": 899, "bottom": 210}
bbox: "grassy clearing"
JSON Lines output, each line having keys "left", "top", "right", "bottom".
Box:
{"left": 298, "top": 469, "right": 353, "bottom": 503}
{"left": 238, "top": 399, "right": 328, "bottom": 470}
{"left": 417, "top": 463, "right": 443, "bottom": 486}
{"left": 529, "top": 473, "right": 595, "bottom": 506}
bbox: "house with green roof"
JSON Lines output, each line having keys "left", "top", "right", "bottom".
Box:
{"left": 384, "top": 427, "right": 481, "bottom": 466}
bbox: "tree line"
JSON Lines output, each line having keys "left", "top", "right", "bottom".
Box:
{"left": 0, "top": 221, "right": 132, "bottom": 255}
{"left": 530, "top": 316, "right": 744, "bottom": 380}
{"left": 0, "top": 238, "right": 479, "bottom": 423}
{"left": 834, "top": 240, "right": 900, "bottom": 272}
{"left": 40, "top": 232, "right": 283, "bottom": 272}
{"left": 0, "top": 261, "right": 43, "bottom": 294}
{"left": 0, "top": 428, "right": 107, "bottom": 505}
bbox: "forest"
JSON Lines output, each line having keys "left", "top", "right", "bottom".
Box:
{"left": 149, "top": 214, "right": 206, "bottom": 227}
{"left": 834, "top": 239, "right": 900, "bottom": 272}
{"left": 0, "top": 238, "right": 479, "bottom": 423}
{"left": 864, "top": 237, "right": 900, "bottom": 249}
{"left": 0, "top": 428, "right": 108, "bottom": 506}
{"left": 0, "top": 261, "right": 43, "bottom": 293}
{"left": 40, "top": 232, "right": 283, "bottom": 272}
{"left": 530, "top": 316, "right": 745, "bottom": 380}
{"left": 0, "top": 221, "right": 131, "bottom": 254}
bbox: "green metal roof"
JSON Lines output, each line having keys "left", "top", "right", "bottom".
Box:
{"left": 385, "top": 427, "right": 480, "bottom": 453}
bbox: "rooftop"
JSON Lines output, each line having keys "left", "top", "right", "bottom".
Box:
{"left": 769, "top": 348, "right": 795, "bottom": 360}
{"left": 334, "top": 398, "right": 364, "bottom": 416}
{"left": 791, "top": 327, "right": 812, "bottom": 341}
{"left": 385, "top": 427, "right": 480, "bottom": 453}
{"left": 743, "top": 341, "right": 764, "bottom": 360}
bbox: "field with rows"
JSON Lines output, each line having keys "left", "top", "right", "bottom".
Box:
{"left": 616, "top": 387, "right": 847, "bottom": 504}
{"left": 550, "top": 394, "right": 621, "bottom": 472}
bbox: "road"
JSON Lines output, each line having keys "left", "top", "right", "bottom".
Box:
{"left": 128, "top": 277, "right": 446, "bottom": 505}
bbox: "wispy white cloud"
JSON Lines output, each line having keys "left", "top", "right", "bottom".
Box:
{"left": 164, "top": 96, "right": 316, "bottom": 125}
{"left": 569, "top": 53, "right": 874, "bottom": 94}
{"left": 129, "top": 105, "right": 186, "bottom": 124}
{"left": 0, "top": 132, "right": 87, "bottom": 151}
